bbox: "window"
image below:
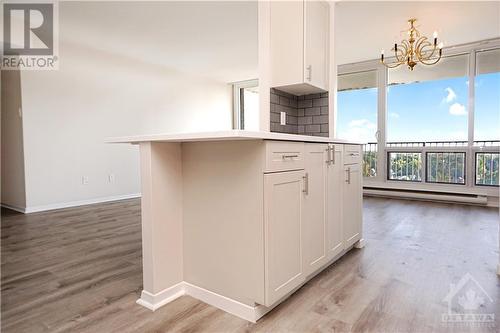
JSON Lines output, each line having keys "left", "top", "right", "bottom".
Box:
{"left": 387, "top": 54, "right": 469, "bottom": 143}
{"left": 426, "top": 152, "right": 465, "bottom": 184}
{"left": 337, "top": 70, "right": 378, "bottom": 177}
{"left": 233, "top": 80, "right": 259, "bottom": 131}
{"left": 388, "top": 152, "right": 422, "bottom": 181}
{"left": 474, "top": 48, "right": 500, "bottom": 142}
{"left": 476, "top": 152, "right": 499, "bottom": 186}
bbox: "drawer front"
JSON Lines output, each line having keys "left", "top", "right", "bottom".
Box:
{"left": 343, "top": 145, "right": 362, "bottom": 165}
{"left": 265, "top": 141, "right": 305, "bottom": 172}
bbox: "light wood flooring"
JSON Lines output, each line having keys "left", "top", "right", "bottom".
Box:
{"left": 1, "top": 197, "right": 499, "bottom": 332}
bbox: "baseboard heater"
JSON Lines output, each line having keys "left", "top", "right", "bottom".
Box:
{"left": 363, "top": 187, "right": 488, "bottom": 205}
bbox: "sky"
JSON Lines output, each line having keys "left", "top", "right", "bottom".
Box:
{"left": 337, "top": 72, "right": 500, "bottom": 143}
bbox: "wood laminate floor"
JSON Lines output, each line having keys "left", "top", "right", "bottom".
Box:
{"left": 1, "top": 197, "right": 499, "bottom": 333}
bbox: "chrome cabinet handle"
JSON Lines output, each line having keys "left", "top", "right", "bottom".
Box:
{"left": 306, "top": 65, "right": 312, "bottom": 81}
{"left": 331, "top": 145, "right": 336, "bottom": 165}
{"left": 325, "top": 146, "right": 336, "bottom": 165}
{"left": 282, "top": 154, "right": 298, "bottom": 160}
{"left": 303, "top": 173, "right": 309, "bottom": 195}
{"left": 345, "top": 167, "right": 351, "bottom": 184}
{"left": 325, "top": 148, "right": 331, "bottom": 164}
{"left": 349, "top": 152, "right": 360, "bottom": 157}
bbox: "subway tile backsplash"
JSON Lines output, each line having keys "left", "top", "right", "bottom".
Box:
{"left": 270, "top": 88, "right": 329, "bottom": 137}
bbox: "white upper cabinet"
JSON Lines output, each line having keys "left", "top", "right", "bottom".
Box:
{"left": 270, "top": 0, "right": 329, "bottom": 95}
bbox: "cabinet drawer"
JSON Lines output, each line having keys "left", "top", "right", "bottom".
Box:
{"left": 343, "top": 145, "right": 362, "bottom": 165}
{"left": 265, "top": 141, "right": 305, "bottom": 173}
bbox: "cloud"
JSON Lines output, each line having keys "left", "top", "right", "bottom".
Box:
{"left": 443, "top": 87, "right": 457, "bottom": 103}
{"left": 389, "top": 112, "right": 400, "bottom": 118}
{"left": 449, "top": 103, "right": 467, "bottom": 116}
{"left": 339, "top": 119, "right": 377, "bottom": 142}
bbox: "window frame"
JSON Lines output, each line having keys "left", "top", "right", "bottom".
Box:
{"left": 474, "top": 151, "right": 500, "bottom": 187}
{"left": 232, "top": 79, "right": 258, "bottom": 130}
{"left": 337, "top": 38, "right": 500, "bottom": 196}
{"left": 425, "top": 151, "right": 467, "bottom": 185}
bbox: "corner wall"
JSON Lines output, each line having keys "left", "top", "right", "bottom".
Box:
{"left": 1, "top": 70, "right": 27, "bottom": 211}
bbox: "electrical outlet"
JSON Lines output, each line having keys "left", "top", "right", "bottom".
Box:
{"left": 280, "top": 112, "right": 286, "bottom": 125}
{"left": 82, "top": 176, "right": 89, "bottom": 185}
{"left": 108, "top": 173, "right": 115, "bottom": 183}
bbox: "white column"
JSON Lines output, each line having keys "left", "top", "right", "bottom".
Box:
{"left": 137, "top": 142, "right": 184, "bottom": 310}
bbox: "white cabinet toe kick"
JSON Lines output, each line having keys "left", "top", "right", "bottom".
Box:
{"left": 135, "top": 140, "right": 363, "bottom": 322}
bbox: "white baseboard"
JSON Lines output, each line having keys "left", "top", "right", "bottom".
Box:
{"left": 0, "top": 203, "right": 27, "bottom": 213}
{"left": 136, "top": 282, "right": 270, "bottom": 323}
{"left": 136, "top": 282, "right": 185, "bottom": 311}
{"left": 6, "top": 193, "right": 142, "bottom": 214}
{"left": 354, "top": 238, "right": 366, "bottom": 249}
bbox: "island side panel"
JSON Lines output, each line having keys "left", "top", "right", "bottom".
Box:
{"left": 139, "top": 142, "right": 184, "bottom": 299}
{"left": 182, "top": 141, "right": 265, "bottom": 306}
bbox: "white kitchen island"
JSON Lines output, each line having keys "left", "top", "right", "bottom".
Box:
{"left": 108, "top": 130, "right": 364, "bottom": 322}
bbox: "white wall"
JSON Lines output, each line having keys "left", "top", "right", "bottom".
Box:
{"left": 1, "top": 70, "right": 27, "bottom": 210}
{"left": 6, "top": 1, "right": 257, "bottom": 211}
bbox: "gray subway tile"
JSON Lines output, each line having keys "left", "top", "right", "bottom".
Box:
{"left": 305, "top": 124, "right": 321, "bottom": 133}
{"left": 287, "top": 115, "right": 298, "bottom": 125}
{"left": 270, "top": 93, "right": 279, "bottom": 104}
{"left": 313, "top": 115, "right": 329, "bottom": 124}
{"left": 305, "top": 107, "right": 321, "bottom": 116}
{"left": 270, "top": 112, "right": 280, "bottom": 123}
{"left": 298, "top": 108, "right": 305, "bottom": 117}
{"left": 279, "top": 95, "right": 290, "bottom": 106}
{"left": 298, "top": 125, "right": 305, "bottom": 134}
{"left": 305, "top": 93, "right": 321, "bottom": 100}
{"left": 320, "top": 106, "right": 329, "bottom": 115}
{"left": 298, "top": 99, "right": 313, "bottom": 108}
{"left": 313, "top": 97, "right": 329, "bottom": 107}
{"left": 321, "top": 124, "right": 329, "bottom": 133}
{"left": 298, "top": 116, "right": 313, "bottom": 125}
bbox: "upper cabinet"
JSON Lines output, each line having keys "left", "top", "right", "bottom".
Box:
{"left": 270, "top": 0, "right": 329, "bottom": 95}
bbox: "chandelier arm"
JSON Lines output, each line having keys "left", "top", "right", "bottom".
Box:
{"left": 393, "top": 46, "right": 405, "bottom": 63}
{"left": 381, "top": 58, "right": 404, "bottom": 69}
{"left": 417, "top": 42, "right": 438, "bottom": 62}
{"left": 418, "top": 53, "right": 442, "bottom": 66}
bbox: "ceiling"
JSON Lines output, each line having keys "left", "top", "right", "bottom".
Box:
{"left": 60, "top": 1, "right": 258, "bottom": 83}
{"left": 335, "top": 1, "right": 500, "bottom": 65}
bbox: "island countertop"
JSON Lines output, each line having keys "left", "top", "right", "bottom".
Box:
{"left": 106, "top": 130, "right": 364, "bottom": 145}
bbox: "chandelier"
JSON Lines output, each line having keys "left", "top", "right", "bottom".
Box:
{"left": 381, "top": 18, "right": 443, "bottom": 71}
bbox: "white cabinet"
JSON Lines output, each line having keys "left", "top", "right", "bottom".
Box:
{"left": 326, "top": 144, "right": 344, "bottom": 259}
{"left": 302, "top": 144, "right": 328, "bottom": 276}
{"left": 343, "top": 163, "right": 363, "bottom": 248}
{"left": 264, "top": 170, "right": 306, "bottom": 306}
{"left": 270, "top": 0, "right": 329, "bottom": 95}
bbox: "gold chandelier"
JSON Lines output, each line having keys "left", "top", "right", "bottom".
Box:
{"left": 381, "top": 18, "right": 443, "bottom": 71}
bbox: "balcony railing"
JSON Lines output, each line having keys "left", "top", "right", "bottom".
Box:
{"left": 362, "top": 140, "right": 500, "bottom": 186}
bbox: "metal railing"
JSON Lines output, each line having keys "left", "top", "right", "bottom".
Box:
{"left": 362, "top": 140, "right": 500, "bottom": 186}
{"left": 476, "top": 152, "right": 500, "bottom": 186}
{"left": 426, "top": 152, "right": 465, "bottom": 184}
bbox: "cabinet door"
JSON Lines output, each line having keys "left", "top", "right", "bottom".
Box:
{"left": 326, "top": 145, "right": 344, "bottom": 259}
{"left": 264, "top": 170, "right": 306, "bottom": 306}
{"left": 304, "top": 0, "right": 329, "bottom": 91}
{"left": 303, "top": 144, "right": 328, "bottom": 276}
{"left": 343, "top": 163, "right": 363, "bottom": 248}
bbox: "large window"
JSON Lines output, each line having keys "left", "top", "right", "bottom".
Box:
{"left": 474, "top": 49, "right": 500, "bottom": 142}
{"left": 387, "top": 54, "right": 469, "bottom": 143}
{"left": 337, "top": 41, "right": 500, "bottom": 190}
{"left": 337, "top": 70, "right": 378, "bottom": 177}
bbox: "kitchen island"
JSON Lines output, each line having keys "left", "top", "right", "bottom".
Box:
{"left": 108, "top": 130, "right": 364, "bottom": 322}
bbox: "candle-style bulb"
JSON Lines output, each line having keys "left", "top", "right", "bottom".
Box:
{"left": 394, "top": 43, "right": 398, "bottom": 52}
{"left": 438, "top": 42, "right": 444, "bottom": 49}
{"left": 433, "top": 31, "right": 438, "bottom": 39}
{"left": 381, "top": 50, "right": 384, "bottom": 62}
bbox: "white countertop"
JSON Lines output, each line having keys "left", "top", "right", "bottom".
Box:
{"left": 106, "top": 130, "right": 364, "bottom": 145}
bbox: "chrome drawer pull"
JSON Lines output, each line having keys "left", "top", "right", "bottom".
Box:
{"left": 302, "top": 173, "right": 309, "bottom": 195}
{"left": 282, "top": 154, "right": 298, "bottom": 160}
